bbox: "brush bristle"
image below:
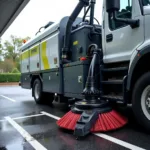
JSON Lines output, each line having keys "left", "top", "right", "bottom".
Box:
{"left": 91, "top": 110, "right": 128, "bottom": 132}
{"left": 57, "top": 110, "right": 128, "bottom": 132}
{"left": 56, "top": 111, "right": 80, "bottom": 130}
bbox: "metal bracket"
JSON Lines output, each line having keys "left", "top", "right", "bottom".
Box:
{"left": 74, "top": 110, "right": 99, "bottom": 138}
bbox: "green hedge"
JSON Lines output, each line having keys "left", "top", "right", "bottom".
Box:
{"left": 0, "top": 73, "right": 21, "bottom": 82}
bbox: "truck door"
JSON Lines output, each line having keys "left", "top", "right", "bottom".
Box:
{"left": 102, "top": 0, "right": 144, "bottom": 63}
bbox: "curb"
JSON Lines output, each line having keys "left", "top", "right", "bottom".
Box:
{"left": 0, "top": 82, "right": 19, "bottom": 86}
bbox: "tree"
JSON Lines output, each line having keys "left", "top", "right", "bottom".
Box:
{"left": 11, "top": 67, "right": 20, "bottom": 73}
{"left": 0, "top": 43, "right": 2, "bottom": 62}
{"left": 1, "top": 35, "right": 30, "bottom": 72}
{"left": 2, "top": 35, "right": 30, "bottom": 62}
{"left": 0, "top": 43, "right": 2, "bottom": 54}
{"left": 0, "top": 59, "right": 15, "bottom": 73}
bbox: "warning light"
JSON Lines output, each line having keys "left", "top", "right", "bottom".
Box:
{"left": 80, "top": 57, "right": 87, "bottom": 61}
{"left": 137, "top": 53, "right": 140, "bottom": 57}
{"left": 23, "top": 39, "right": 27, "bottom": 43}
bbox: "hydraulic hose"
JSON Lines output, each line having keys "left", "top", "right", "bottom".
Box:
{"left": 82, "top": 44, "right": 101, "bottom": 96}
{"left": 82, "top": 4, "right": 91, "bottom": 22}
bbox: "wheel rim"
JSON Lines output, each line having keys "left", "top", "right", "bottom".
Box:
{"left": 34, "top": 83, "right": 40, "bottom": 99}
{"left": 141, "top": 85, "right": 150, "bottom": 120}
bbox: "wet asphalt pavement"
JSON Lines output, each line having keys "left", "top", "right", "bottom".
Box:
{"left": 0, "top": 86, "right": 150, "bottom": 150}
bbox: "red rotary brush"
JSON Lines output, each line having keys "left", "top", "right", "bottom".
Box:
{"left": 90, "top": 110, "right": 128, "bottom": 132}
{"left": 57, "top": 108, "right": 128, "bottom": 132}
{"left": 57, "top": 111, "right": 80, "bottom": 130}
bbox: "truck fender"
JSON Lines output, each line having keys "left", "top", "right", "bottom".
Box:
{"left": 127, "top": 45, "right": 150, "bottom": 90}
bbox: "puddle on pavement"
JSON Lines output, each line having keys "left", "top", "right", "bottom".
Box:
{"left": 14, "top": 115, "right": 127, "bottom": 150}
{"left": 0, "top": 113, "right": 129, "bottom": 150}
{"left": 0, "top": 121, "right": 34, "bottom": 150}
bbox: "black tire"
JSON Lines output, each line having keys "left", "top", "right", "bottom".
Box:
{"left": 32, "top": 78, "right": 54, "bottom": 105}
{"left": 132, "top": 72, "right": 150, "bottom": 132}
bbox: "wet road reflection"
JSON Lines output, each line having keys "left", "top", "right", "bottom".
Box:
{"left": 0, "top": 86, "right": 149, "bottom": 150}
{"left": 0, "top": 121, "right": 34, "bottom": 150}
{"left": 14, "top": 115, "right": 128, "bottom": 150}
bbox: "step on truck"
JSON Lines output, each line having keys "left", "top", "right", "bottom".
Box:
{"left": 19, "top": 0, "right": 150, "bottom": 131}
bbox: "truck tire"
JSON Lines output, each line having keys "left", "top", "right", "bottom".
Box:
{"left": 132, "top": 72, "right": 150, "bottom": 132}
{"left": 32, "top": 78, "right": 53, "bottom": 105}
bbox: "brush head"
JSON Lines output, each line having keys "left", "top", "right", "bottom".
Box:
{"left": 57, "top": 110, "right": 128, "bottom": 132}
{"left": 57, "top": 99, "right": 128, "bottom": 133}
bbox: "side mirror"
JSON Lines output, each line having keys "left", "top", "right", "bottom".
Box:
{"left": 106, "top": 0, "right": 139, "bottom": 28}
{"left": 106, "top": 0, "right": 120, "bottom": 13}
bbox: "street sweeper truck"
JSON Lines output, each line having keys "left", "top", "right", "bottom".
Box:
{"left": 19, "top": 0, "right": 150, "bottom": 137}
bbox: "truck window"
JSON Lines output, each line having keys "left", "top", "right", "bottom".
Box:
{"left": 143, "top": 0, "right": 150, "bottom": 6}
{"left": 109, "top": 0, "right": 132, "bottom": 30}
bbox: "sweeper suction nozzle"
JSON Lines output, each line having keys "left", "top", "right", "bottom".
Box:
{"left": 57, "top": 44, "right": 128, "bottom": 138}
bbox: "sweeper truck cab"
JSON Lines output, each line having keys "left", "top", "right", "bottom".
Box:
{"left": 19, "top": 0, "right": 150, "bottom": 136}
